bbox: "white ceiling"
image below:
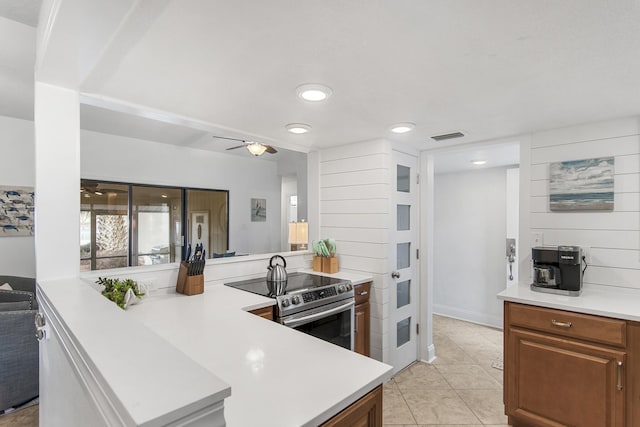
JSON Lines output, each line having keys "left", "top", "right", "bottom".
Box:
{"left": 433, "top": 141, "right": 520, "bottom": 174}
{"left": 0, "top": 0, "right": 41, "bottom": 27}
{"left": 2, "top": 0, "right": 640, "bottom": 167}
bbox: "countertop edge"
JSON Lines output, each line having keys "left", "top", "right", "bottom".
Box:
{"left": 498, "top": 283, "right": 640, "bottom": 322}
{"left": 37, "top": 278, "right": 231, "bottom": 426}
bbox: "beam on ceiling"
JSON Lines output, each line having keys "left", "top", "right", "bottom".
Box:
{"left": 35, "top": 0, "right": 169, "bottom": 89}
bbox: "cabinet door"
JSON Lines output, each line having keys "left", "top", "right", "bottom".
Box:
{"left": 506, "top": 328, "right": 625, "bottom": 427}
{"left": 248, "top": 306, "right": 273, "bottom": 321}
{"left": 321, "top": 385, "right": 382, "bottom": 427}
{"left": 355, "top": 302, "right": 370, "bottom": 356}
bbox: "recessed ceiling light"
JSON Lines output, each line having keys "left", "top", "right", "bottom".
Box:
{"left": 286, "top": 123, "right": 311, "bottom": 134}
{"left": 296, "top": 84, "right": 332, "bottom": 102}
{"left": 390, "top": 123, "right": 416, "bottom": 134}
{"left": 161, "top": 194, "right": 168, "bottom": 198}
{"left": 471, "top": 160, "right": 487, "bottom": 165}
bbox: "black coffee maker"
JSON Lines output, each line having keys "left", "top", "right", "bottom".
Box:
{"left": 531, "top": 246, "right": 583, "bottom": 296}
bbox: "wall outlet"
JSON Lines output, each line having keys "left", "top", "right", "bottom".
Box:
{"left": 531, "top": 232, "right": 543, "bottom": 247}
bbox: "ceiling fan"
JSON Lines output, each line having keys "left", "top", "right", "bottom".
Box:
{"left": 212, "top": 135, "right": 277, "bottom": 156}
{"left": 80, "top": 181, "right": 128, "bottom": 197}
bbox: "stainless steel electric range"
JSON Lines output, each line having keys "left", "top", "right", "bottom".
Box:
{"left": 225, "top": 272, "right": 355, "bottom": 351}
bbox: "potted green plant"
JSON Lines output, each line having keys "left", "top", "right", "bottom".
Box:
{"left": 96, "top": 277, "right": 146, "bottom": 309}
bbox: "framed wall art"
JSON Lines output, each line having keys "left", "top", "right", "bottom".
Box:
{"left": 191, "top": 211, "right": 209, "bottom": 248}
{"left": 0, "top": 186, "right": 35, "bottom": 236}
{"left": 549, "top": 157, "right": 614, "bottom": 211}
{"left": 251, "top": 198, "right": 266, "bottom": 222}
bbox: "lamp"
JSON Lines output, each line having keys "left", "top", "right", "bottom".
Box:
{"left": 246, "top": 142, "right": 267, "bottom": 156}
{"left": 288, "top": 220, "right": 308, "bottom": 251}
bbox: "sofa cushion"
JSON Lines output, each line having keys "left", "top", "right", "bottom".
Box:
{"left": 0, "top": 290, "right": 34, "bottom": 309}
{"left": 0, "top": 301, "right": 31, "bottom": 312}
{"left": 0, "top": 283, "right": 12, "bottom": 290}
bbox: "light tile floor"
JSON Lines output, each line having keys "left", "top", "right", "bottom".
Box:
{"left": 0, "top": 405, "right": 38, "bottom": 427}
{"left": 383, "top": 314, "right": 509, "bottom": 427}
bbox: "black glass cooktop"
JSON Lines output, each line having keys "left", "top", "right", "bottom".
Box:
{"left": 225, "top": 272, "right": 346, "bottom": 298}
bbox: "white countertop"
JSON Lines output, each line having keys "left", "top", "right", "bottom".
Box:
{"left": 129, "top": 282, "right": 392, "bottom": 426}
{"left": 39, "top": 270, "right": 391, "bottom": 427}
{"left": 37, "top": 278, "right": 231, "bottom": 427}
{"left": 498, "top": 283, "right": 640, "bottom": 322}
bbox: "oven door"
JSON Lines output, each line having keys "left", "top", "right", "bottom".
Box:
{"left": 280, "top": 299, "right": 354, "bottom": 351}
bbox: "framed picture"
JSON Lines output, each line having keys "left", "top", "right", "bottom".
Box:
{"left": 0, "top": 186, "right": 35, "bottom": 236}
{"left": 251, "top": 198, "right": 266, "bottom": 222}
{"left": 191, "top": 211, "right": 209, "bottom": 248}
{"left": 549, "top": 157, "right": 614, "bottom": 211}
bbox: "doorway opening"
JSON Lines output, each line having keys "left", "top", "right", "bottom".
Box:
{"left": 430, "top": 142, "right": 520, "bottom": 330}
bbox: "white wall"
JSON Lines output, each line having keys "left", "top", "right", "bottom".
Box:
{"left": 526, "top": 117, "right": 640, "bottom": 290}
{"left": 319, "top": 139, "right": 392, "bottom": 363}
{"left": 433, "top": 166, "right": 512, "bottom": 328}
{"left": 80, "top": 130, "right": 282, "bottom": 255}
{"left": 506, "top": 168, "right": 520, "bottom": 286}
{"left": 0, "top": 115, "right": 35, "bottom": 277}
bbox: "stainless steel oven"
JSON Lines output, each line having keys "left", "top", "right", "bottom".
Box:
{"left": 279, "top": 299, "right": 354, "bottom": 351}
{"left": 225, "top": 272, "right": 356, "bottom": 351}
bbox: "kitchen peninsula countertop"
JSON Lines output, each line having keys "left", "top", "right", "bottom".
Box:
{"left": 498, "top": 283, "right": 640, "bottom": 322}
{"left": 38, "top": 270, "right": 392, "bottom": 427}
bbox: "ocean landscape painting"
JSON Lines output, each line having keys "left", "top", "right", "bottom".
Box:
{"left": 0, "top": 186, "right": 35, "bottom": 236}
{"left": 549, "top": 157, "right": 614, "bottom": 211}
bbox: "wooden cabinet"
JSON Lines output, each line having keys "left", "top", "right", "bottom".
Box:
{"left": 248, "top": 305, "right": 274, "bottom": 321}
{"left": 354, "top": 282, "right": 371, "bottom": 357}
{"left": 320, "top": 385, "right": 382, "bottom": 427}
{"left": 504, "top": 302, "right": 640, "bottom": 427}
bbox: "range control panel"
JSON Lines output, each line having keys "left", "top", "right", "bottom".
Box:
{"left": 277, "top": 282, "right": 354, "bottom": 316}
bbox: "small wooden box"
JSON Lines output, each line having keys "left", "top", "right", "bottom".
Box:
{"left": 176, "top": 261, "right": 204, "bottom": 296}
{"left": 312, "top": 256, "right": 323, "bottom": 272}
{"left": 322, "top": 256, "right": 339, "bottom": 274}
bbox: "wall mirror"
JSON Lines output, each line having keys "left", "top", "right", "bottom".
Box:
{"left": 79, "top": 103, "right": 308, "bottom": 271}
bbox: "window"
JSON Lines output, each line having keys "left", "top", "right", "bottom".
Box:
{"left": 80, "top": 180, "right": 228, "bottom": 271}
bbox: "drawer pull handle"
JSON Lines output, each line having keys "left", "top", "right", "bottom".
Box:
{"left": 359, "top": 291, "right": 368, "bottom": 296}
{"left": 617, "top": 361, "right": 623, "bottom": 391}
{"left": 551, "top": 319, "right": 572, "bottom": 328}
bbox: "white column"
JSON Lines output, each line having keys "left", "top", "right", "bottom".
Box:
{"left": 34, "top": 82, "right": 80, "bottom": 280}
{"left": 419, "top": 151, "right": 435, "bottom": 362}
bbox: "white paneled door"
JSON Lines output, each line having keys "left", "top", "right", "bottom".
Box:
{"left": 390, "top": 151, "right": 419, "bottom": 373}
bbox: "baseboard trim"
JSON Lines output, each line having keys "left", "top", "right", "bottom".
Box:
{"left": 433, "top": 304, "right": 503, "bottom": 329}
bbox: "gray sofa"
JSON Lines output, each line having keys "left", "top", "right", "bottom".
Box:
{"left": 0, "top": 276, "right": 39, "bottom": 412}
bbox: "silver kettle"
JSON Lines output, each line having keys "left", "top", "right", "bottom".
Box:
{"left": 266, "top": 254, "right": 288, "bottom": 283}
{"left": 266, "top": 255, "right": 288, "bottom": 296}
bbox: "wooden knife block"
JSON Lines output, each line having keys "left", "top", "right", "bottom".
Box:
{"left": 176, "top": 261, "right": 204, "bottom": 296}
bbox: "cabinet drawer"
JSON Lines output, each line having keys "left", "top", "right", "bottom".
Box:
{"left": 508, "top": 303, "right": 626, "bottom": 347}
{"left": 354, "top": 282, "right": 372, "bottom": 305}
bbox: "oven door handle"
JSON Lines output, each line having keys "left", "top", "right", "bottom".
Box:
{"left": 282, "top": 301, "right": 355, "bottom": 328}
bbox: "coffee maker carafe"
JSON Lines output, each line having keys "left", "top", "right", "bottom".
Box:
{"left": 531, "top": 246, "right": 583, "bottom": 296}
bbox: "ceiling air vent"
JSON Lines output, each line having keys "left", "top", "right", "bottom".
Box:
{"left": 431, "top": 132, "right": 465, "bottom": 142}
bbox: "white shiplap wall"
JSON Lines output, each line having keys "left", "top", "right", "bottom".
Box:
{"left": 319, "top": 140, "right": 392, "bottom": 362}
{"left": 529, "top": 117, "right": 640, "bottom": 290}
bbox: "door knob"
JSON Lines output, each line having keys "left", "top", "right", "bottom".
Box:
{"left": 391, "top": 271, "right": 400, "bottom": 279}
{"left": 35, "top": 312, "right": 46, "bottom": 328}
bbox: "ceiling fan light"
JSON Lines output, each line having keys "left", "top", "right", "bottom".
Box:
{"left": 286, "top": 123, "right": 311, "bottom": 134}
{"left": 246, "top": 142, "right": 267, "bottom": 156}
{"left": 296, "top": 84, "right": 332, "bottom": 102}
